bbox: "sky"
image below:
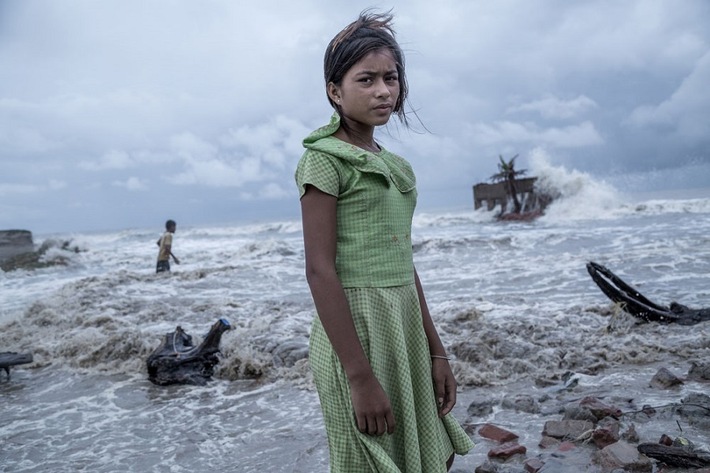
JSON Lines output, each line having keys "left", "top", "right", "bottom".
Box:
{"left": 1, "top": 0, "right": 709, "bottom": 234}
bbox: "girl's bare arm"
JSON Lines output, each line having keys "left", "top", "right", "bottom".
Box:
{"left": 301, "top": 185, "right": 396, "bottom": 435}
{"left": 415, "top": 268, "right": 457, "bottom": 416}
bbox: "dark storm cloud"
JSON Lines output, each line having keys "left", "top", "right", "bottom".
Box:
{"left": 1, "top": 0, "right": 708, "bottom": 233}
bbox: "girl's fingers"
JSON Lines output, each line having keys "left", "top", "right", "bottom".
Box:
{"left": 385, "top": 411, "right": 396, "bottom": 434}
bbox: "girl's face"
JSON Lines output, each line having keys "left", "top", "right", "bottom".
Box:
{"left": 328, "top": 48, "right": 400, "bottom": 131}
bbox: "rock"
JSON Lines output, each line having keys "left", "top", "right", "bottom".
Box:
{"left": 677, "top": 392, "right": 710, "bottom": 429}
{"left": 595, "top": 440, "right": 653, "bottom": 472}
{"left": 502, "top": 394, "right": 540, "bottom": 414}
{"left": 563, "top": 406, "right": 598, "bottom": 423}
{"left": 557, "top": 441, "right": 576, "bottom": 452}
{"left": 650, "top": 367, "right": 684, "bottom": 389}
{"left": 488, "top": 441, "right": 527, "bottom": 459}
{"left": 621, "top": 424, "right": 639, "bottom": 443}
{"left": 523, "top": 458, "right": 545, "bottom": 473}
{"left": 467, "top": 396, "right": 498, "bottom": 418}
{"left": 538, "top": 436, "right": 560, "bottom": 449}
{"left": 542, "top": 419, "right": 594, "bottom": 440}
{"left": 478, "top": 423, "right": 519, "bottom": 443}
{"left": 579, "top": 396, "right": 622, "bottom": 420}
{"left": 592, "top": 418, "right": 620, "bottom": 449}
{"left": 268, "top": 339, "right": 309, "bottom": 367}
{"left": 688, "top": 361, "right": 710, "bottom": 381}
{"left": 474, "top": 461, "right": 500, "bottom": 473}
{"left": 0, "top": 230, "right": 34, "bottom": 261}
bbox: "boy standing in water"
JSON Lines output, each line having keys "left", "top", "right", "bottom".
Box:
{"left": 296, "top": 10, "right": 473, "bottom": 472}
{"left": 156, "top": 219, "right": 180, "bottom": 273}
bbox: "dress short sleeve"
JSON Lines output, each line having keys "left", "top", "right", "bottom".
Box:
{"left": 295, "top": 150, "right": 341, "bottom": 199}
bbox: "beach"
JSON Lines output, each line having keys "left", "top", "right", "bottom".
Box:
{"left": 2, "top": 170, "right": 710, "bottom": 472}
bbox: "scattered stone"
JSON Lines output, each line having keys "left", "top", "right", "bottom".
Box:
{"left": 268, "top": 339, "right": 309, "bottom": 367}
{"left": 592, "top": 418, "right": 620, "bottom": 449}
{"left": 539, "top": 436, "right": 560, "bottom": 449}
{"left": 621, "top": 423, "right": 639, "bottom": 443}
{"left": 502, "top": 394, "right": 540, "bottom": 414}
{"left": 650, "top": 367, "right": 684, "bottom": 389}
{"left": 467, "top": 395, "right": 498, "bottom": 418}
{"left": 471, "top": 373, "right": 709, "bottom": 472}
{"left": 474, "top": 461, "right": 500, "bottom": 473}
{"left": 688, "top": 361, "right": 710, "bottom": 381}
{"left": 557, "top": 441, "right": 576, "bottom": 452}
{"left": 672, "top": 435, "right": 694, "bottom": 449}
{"left": 488, "top": 441, "right": 527, "bottom": 460}
{"left": 579, "top": 396, "right": 622, "bottom": 420}
{"left": 523, "top": 457, "right": 544, "bottom": 472}
{"left": 479, "top": 423, "right": 519, "bottom": 443}
{"left": 595, "top": 440, "right": 653, "bottom": 472}
{"left": 677, "top": 392, "right": 710, "bottom": 428}
{"left": 463, "top": 423, "right": 479, "bottom": 437}
{"left": 542, "top": 419, "right": 594, "bottom": 440}
{"left": 563, "top": 405, "right": 598, "bottom": 423}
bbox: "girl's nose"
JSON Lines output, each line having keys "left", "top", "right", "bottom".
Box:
{"left": 374, "top": 79, "right": 391, "bottom": 97}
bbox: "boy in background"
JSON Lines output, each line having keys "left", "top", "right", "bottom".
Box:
{"left": 156, "top": 219, "right": 180, "bottom": 273}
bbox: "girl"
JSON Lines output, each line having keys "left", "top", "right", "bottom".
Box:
{"left": 295, "top": 10, "right": 473, "bottom": 472}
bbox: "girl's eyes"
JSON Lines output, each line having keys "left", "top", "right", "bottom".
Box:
{"left": 358, "top": 76, "right": 399, "bottom": 83}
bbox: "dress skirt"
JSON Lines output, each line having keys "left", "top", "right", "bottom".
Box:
{"left": 309, "top": 284, "right": 473, "bottom": 472}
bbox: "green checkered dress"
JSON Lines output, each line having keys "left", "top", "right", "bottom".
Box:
{"left": 295, "top": 115, "right": 474, "bottom": 472}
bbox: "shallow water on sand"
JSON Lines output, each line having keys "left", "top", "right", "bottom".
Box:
{"left": 2, "top": 369, "right": 329, "bottom": 472}
{"left": 3, "top": 362, "right": 708, "bottom": 472}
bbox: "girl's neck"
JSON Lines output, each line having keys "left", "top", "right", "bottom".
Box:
{"left": 333, "top": 127, "right": 380, "bottom": 153}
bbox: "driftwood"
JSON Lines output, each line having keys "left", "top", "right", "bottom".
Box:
{"left": 0, "top": 352, "right": 33, "bottom": 380}
{"left": 146, "top": 319, "right": 231, "bottom": 386}
{"left": 638, "top": 443, "right": 710, "bottom": 469}
{"left": 587, "top": 261, "right": 710, "bottom": 325}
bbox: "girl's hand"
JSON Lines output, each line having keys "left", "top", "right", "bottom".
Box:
{"left": 432, "top": 358, "right": 457, "bottom": 417}
{"left": 349, "top": 373, "right": 396, "bottom": 436}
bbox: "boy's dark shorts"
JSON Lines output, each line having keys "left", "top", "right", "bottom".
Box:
{"left": 156, "top": 260, "right": 171, "bottom": 273}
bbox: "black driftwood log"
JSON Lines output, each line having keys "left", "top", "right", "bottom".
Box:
{"left": 147, "top": 319, "right": 231, "bottom": 386}
{"left": 587, "top": 261, "right": 710, "bottom": 325}
{"left": 0, "top": 352, "right": 33, "bottom": 380}
{"left": 638, "top": 443, "right": 710, "bottom": 469}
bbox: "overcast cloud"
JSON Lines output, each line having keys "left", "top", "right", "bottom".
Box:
{"left": 1, "top": 0, "right": 709, "bottom": 233}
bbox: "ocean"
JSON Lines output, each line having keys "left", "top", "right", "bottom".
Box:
{"left": 2, "top": 165, "right": 710, "bottom": 472}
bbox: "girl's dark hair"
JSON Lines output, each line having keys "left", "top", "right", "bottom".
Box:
{"left": 324, "top": 10, "right": 409, "bottom": 126}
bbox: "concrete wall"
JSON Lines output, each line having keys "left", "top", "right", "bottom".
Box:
{"left": 0, "top": 230, "right": 34, "bottom": 262}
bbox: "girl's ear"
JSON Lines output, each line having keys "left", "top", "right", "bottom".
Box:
{"left": 327, "top": 82, "right": 341, "bottom": 104}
